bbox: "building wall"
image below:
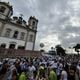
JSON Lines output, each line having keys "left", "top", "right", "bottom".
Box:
{"left": 1, "top": 23, "right": 27, "bottom": 40}
{"left": 0, "top": 22, "right": 36, "bottom": 50}
{"left": 25, "top": 31, "right": 35, "bottom": 50}
{"left": 0, "top": 37, "right": 25, "bottom": 49}
{"left": 0, "top": 48, "right": 41, "bottom": 58}
{"left": 0, "top": 2, "right": 38, "bottom": 51}
{"left": 0, "top": 22, "right": 27, "bottom": 49}
{"left": 27, "top": 31, "right": 35, "bottom": 42}
{"left": 25, "top": 42, "right": 33, "bottom": 50}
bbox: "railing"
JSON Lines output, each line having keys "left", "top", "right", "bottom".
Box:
{"left": 0, "top": 48, "right": 41, "bottom": 58}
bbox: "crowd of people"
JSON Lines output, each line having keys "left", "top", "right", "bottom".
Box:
{"left": 0, "top": 55, "right": 80, "bottom": 80}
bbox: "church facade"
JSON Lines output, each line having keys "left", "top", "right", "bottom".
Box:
{"left": 0, "top": 1, "right": 38, "bottom": 50}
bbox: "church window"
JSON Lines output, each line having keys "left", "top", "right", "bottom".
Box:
{"left": 4, "top": 28, "right": 11, "bottom": 37}
{"left": 20, "top": 32, "right": 25, "bottom": 40}
{"left": 0, "top": 6, "right": 6, "bottom": 13}
{"left": 29, "top": 34, "right": 33, "bottom": 42}
{"left": 13, "top": 31, "right": 19, "bottom": 39}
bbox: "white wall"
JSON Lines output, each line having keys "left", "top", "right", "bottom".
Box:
{"left": 0, "top": 37, "right": 25, "bottom": 49}
{"left": 2, "top": 23, "right": 27, "bottom": 40}
{"left": 25, "top": 42, "right": 33, "bottom": 50}
{"left": 0, "top": 18, "right": 36, "bottom": 50}
{"left": 0, "top": 23, "right": 35, "bottom": 50}
{"left": 27, "top": 31, "right": 35, "bottom": 42}
{"left": 0, "top": 23, "right": 28, "bottom": 49}
{"left": 25, "top": 31, "right": 35, "bottom": 50}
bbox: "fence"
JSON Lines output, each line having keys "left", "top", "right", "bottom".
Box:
{"left": 0, "top": 48, "right": 41, "bottom": 58}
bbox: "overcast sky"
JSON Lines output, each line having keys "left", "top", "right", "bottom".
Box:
{"left": 1, "top": 0, "right": 80, "bottom": 51}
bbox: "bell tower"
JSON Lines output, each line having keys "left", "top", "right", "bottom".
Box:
{"left": 28, "top": 16, "right": 38, "bottom": 31}
{"left": 0, "top": 1, "right": 13, "bottom": 19}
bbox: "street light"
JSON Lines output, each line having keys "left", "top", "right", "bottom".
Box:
{"left": 40, "top": 43, "right": 45, "bottom": 54}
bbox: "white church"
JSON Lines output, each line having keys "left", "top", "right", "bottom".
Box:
{"left": 0, "top": 1, "right": 38, "bottom": 50}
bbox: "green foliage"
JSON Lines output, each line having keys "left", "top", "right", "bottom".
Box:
{"left": 55, "top": 45, "right": 66, "bottom": 56}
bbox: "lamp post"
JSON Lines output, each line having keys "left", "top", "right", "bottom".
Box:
{"left": 40, "top": 43, "right": 45, "bottom": 55}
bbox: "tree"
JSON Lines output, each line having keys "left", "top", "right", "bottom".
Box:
{"left": 55, "top": 45, "right": 66, "bottom": 56}
{"left": 73, "top": 44, "right": 80, "bottom": 56}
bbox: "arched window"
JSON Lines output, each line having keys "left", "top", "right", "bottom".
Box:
{"left": 13, "top": 31, "right": 19, "bottom": 39}
{"left": 4, "top": 28, "right": 11, "bottom": 37}
{"left": 0, "top": 43, "right": 6, "bottom": 48}
{"left": 0, "top": 6, "right": 6, "bottom": 13}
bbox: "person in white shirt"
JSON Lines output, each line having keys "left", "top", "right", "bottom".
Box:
{"left": 28, "top": 63, "right": 36, "bottom": 80}
{"left": 60, "top": 67, "right": 68, "bottom": 80}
